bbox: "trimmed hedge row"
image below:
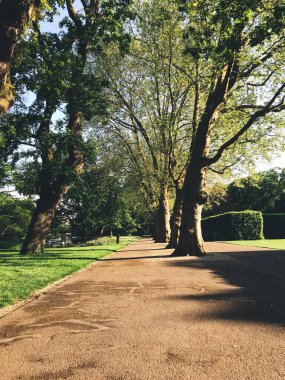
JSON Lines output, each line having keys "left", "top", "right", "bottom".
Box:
{"left": 202, "top": 210, "right": 264, "bottom": 241}
{"left": 263, "top": 213, "right": 285, "bottom": 239}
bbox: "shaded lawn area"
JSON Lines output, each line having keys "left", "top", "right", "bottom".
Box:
{"left": 0, "top": 236, "right": 137, "bottom": 308}
{"left": 224, "top": 239, "right": 285, "bottom": 250}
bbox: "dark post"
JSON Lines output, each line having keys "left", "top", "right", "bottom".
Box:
{"left": 116, "top": 233, "right": 120, "bottom": 244}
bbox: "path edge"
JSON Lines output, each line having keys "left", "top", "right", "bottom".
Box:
{"left": 0, "top": 238, "right": 139, "bottom": 320}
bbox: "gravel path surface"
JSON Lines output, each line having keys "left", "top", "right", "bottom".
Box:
{"left": 0, "top": 238, "right": 284, "bottom": 379}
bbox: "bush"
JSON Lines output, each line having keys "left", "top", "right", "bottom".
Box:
{"left": 202, "top": 210, "right": 264, "bottom": 241}
{"left": 263, "top": 213, "right": 285, "bottom": 238}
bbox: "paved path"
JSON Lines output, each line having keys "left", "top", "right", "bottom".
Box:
{"left": 0, "top": 238, "right": 284, "bottom": 379}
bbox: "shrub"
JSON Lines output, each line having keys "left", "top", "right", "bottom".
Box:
{"left": 263, "top": 213, "right": 285, "bottom": 239}
{"left": 202, "top": 210, "right": 264, "bottom": 241}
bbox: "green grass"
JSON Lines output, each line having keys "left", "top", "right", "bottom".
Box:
{"left": 0, "top": 236, "right": 137, "bottom": 308}
{"left": 223, "top": 239, "right": 285, "bottom": 250}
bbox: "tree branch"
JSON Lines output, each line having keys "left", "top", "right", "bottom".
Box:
{"left": 65, "top": 0, "right": 83, "bottom": 31}
{"left": 206, "top": 82, "right": 285, "bottom": 166}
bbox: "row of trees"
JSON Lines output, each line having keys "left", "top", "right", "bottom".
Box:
{"left": 5, "top": 165, "right": 285, "bottom": 243}
{"left": 6, "top": 138, "right": 149, "bottom": 242}
{"left": 1, "top": 0, "right": 285, "bottom": 255}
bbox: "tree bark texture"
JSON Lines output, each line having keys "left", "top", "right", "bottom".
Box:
{"left": 166, "top": 187, "right": 183, "bottom": 249}
{"left": 153, "top": 188, "right": 171, "bottom": 243}
{"left": 0, "top": 0, "right": 38, "bottom": 115}
{"left": 20, "top": 186, "right": 69, "bottom": 254}
{"left": 172, "top": 162, "right": 208, "bottom": 257}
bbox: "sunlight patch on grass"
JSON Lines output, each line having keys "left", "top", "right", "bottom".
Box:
{"left": 223, "top": 239, "right": 285, "bottom": 250}
{"left": 0, "top": 236, "right": 137, "bottom": 308}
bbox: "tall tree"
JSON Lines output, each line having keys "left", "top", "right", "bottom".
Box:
{"left": 173, "top": 0, "right": 285, "bottom": 256}
{"left": 1, "top": 0, "right": 134, "bottom": 254}
{"left": 100, "top": 0, "right": 192, "bottom": 242}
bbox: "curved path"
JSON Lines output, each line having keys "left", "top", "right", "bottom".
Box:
{"left": 0, "top": 238, "right": 284, "bottom": 379}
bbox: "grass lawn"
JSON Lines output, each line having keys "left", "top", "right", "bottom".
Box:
{"left": 0, "top": 236, "right": 137, "bottom": 309}
{"left": 224, "top": 239, "right": 285, "bottom": 250}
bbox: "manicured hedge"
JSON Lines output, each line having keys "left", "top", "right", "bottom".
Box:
{"left": 263, "top": 213, "right": 285, "bottom": 239}
{"left": 202, "top": 210, "right": 264, "bottom": 241}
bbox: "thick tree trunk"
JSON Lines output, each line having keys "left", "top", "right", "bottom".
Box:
{"left": 20, "top": 187, "right": 68, "bottom": 254}
{"left": 172, "top": 163, "right": 208, "bottom": 256}
{"left": 154, "top": 189, "right": 171, "bottom": 243}
{"left": 173, "top": 201, "right": 205, "bottom": 256}
{"left": 20, "top": 11, "right": 89, "bottom": 254}
{"left": 21, "top": 112, "right": 84, "bottom": 255}
{"left": 0, "top": 0, "right": 37, "bottom": 115}
{"left": 171, "top": 60, "right": 240, "bottom": 256}
{"left": 166, "top": 187, "right": 183, "bottom": 249}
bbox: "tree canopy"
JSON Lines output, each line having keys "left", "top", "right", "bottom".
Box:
{"left": 0, "top": 0, "right": 285, "bottom": 255}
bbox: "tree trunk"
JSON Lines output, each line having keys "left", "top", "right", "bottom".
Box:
{"left": 166, "top": 187, "right": 183, "bottom": 249}
{"left": 154, "top": 188, "right": 171, "bottom": 243}
{"left": 150, "top": 218, "right": 156, "bottom": 240}
{"left": 20, "top": 187, "right": 68, "bottom": 254}
{"left": 20, "top": 13, "right": 89, "bottom": 254}
{"left": 21, "top": 112, "right": 84, "bottom": 255}
{"left": 0, "top": 0, "right": 38, "bottom": 115}
{"left": 172, "top": 163, "right": 208, "bottom": 256}
{"left": 172, "top": 60, "right": 240, "bottom": 256}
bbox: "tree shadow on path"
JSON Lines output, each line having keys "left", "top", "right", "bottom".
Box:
{"left": 166, "top": 248, "right": 285, "bottom": 327}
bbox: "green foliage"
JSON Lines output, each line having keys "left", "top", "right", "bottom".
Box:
{"left": 60, "top": 166, "right": 129, "bottom": 239}
{"left": 227, "top": 170, "right": 285, "bottom": 212}
{"left": 0, "top": 0, "right": 136, "bottom": 251}
{"left": 203, "top": 182, "right": 228, "bottom": 217}
{"left": 263, "top": 213, "right": 285, "bottom": 239}
{"left": 178, "top": 0, "right": 285, "bottom": 65}
{"left": 100, "top": 0, "right": 193, "bottom": 210}
{"left": 49, "top": 138, "right": 145, "bottom": 240}
{"left": 202, "top": 210, "right": 264, "bottom": 241}
{"left": 3, "top": 0, "right": 135, "bottom": 169}
{"left": 174, "top": 0, "right": 285, "bottom": 190}
{"left": 0, "top": 163, "right": 12, "bottom": 188}
{"left": 205, "top": 169, "right": 285, "bottom": 217}
{"left": 57, "top": 168, "right": 143, "bottom": 239}
{"left": 2, "top": 0, "right": 285, "bottom": 249}
{"left": 0, "top": 194, "right": 34, "bottom": 240}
